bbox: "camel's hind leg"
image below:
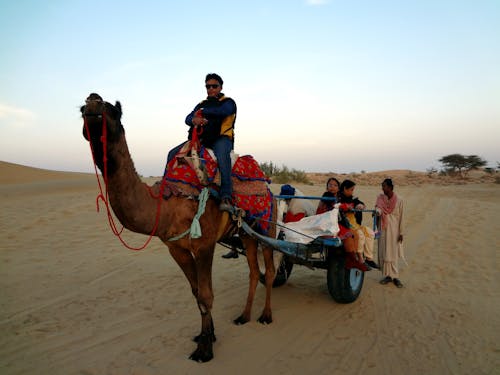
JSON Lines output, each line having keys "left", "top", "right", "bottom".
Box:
{"left": 167, "top": 244, "right": 216, "bottom": 362}
{"left": 233, "top": 236, "right": 259, "bottom": 324}
{"left": 235, "top": 238, "right": 275, "bottom": 325}
{"left": 258, "top": 244, "right": 275, "bottom": 324}
{"left": 257, "top": 199, "right": 278, "bottom": 323}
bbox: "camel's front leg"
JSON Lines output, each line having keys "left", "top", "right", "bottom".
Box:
{"left": 167, "top": 244, "right": 216, "bottom": 362}
{"left": 189, "top": 245, "right": 216, "bottom": 362}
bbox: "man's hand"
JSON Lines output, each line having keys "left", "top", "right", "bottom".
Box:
{"left": 192, "top": 116, "right": 207, "bottom": 126}
{"left": 192, "top": 108, "right": 207, "bottom": 126}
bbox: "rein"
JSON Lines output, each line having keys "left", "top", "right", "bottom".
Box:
{"left": 83, "top": 109, "right": 167, "bottom": 251}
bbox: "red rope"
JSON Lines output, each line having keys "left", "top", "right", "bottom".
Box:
{"left": 190, "top": 124, "right": 203, "bottom": 151}
{"left": 84, "top": 113, "right": 166, "bottom": 251}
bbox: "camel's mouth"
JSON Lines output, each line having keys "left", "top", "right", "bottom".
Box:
{"left": 82, "top": 94, "right": 105, "bottom": 117}
{"left": 82, "top": 111, "right": 103, "bottom": 118}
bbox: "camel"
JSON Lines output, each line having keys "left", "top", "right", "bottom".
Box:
{"left": 80, "top": 93, "right": 277, "bottom": 362}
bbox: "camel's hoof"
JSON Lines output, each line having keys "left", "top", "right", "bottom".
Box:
{"left": 193, "top": 332, "right": 216, "bottom": 343}
{"left": 189, "top": 347, "right": 213, "bottom": 363}
{"left": 189, "top": 334, "right": 214, "bottom": 362}
{"left": 233, "top": 316, "right": 249, "bottom": 325}
{"left": 257, "top": 315, "right": 273, "bottom": 325}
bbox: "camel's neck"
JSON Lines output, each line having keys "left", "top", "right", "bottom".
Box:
{"left": 96, "top": 133, "right": 160, "bottom": 235}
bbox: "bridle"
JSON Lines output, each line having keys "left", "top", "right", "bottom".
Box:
{"left": 83, "top": 99, "right": 167, "bottom": 250}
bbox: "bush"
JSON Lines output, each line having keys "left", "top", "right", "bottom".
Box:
{"left": 426, "top": 167, "right": 438, "bottom": 176}
{"left": 259, "top": 162, "right": 311, "bottom": 184}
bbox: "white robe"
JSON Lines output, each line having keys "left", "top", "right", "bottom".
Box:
{"left": 376, "top": 195, "right": 404, "bottom": 278}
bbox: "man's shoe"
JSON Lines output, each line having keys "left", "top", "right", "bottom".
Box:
{"left": 393, "top": 278, "right": 403, "bottom": 288}
{"left": 222, "top": 250, "right": 238, "bottom": 259}
{"left": 380, "top": 276, "right": 392, "bottom": 285}
{"left": 219, "top": 198, "right": 233, "bottom": 212}
{"left": 365, "top": 259, "right": 379, "bottom": 269}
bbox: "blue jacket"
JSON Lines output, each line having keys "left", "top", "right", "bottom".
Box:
{"left": 185, "top": 94, "right": 236, "bottom": 147}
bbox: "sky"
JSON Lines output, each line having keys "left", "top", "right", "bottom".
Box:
{"left": 1, "top": 0, "right": 499, "bottom": 176}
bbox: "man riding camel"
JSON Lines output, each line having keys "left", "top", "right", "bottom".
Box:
{"left": 167, "top": 73, "right": 237, "bottom": 212}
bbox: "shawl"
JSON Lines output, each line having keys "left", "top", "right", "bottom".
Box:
{"left": 376, "top": 192, "right": 398, "bottom": 230}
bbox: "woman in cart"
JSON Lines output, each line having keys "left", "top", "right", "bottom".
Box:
{"left": 316, "top": 177, "right": 341, "bottom": 215}
{"left": 338, "top": 179, "right": 378, "bottom": 269}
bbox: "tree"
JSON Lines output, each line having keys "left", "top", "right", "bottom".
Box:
{"left": 438, "top": 154, "right": 487, "bottom": 178}
{"left": 464, "top": 155, "right": 487, "bottom": 171}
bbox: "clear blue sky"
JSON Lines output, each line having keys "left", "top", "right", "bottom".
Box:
{"left": 1, "top": 0, "right": 499, "bottom": 176}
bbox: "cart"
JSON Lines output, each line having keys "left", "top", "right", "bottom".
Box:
{"left": 219, "top": 195, "right": 379, "bottom": 304}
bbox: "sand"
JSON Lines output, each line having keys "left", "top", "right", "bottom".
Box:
{"left": 1, "top": 161, "right": 499, "bottom": 375}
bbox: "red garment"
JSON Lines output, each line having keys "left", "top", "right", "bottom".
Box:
{"left": 338, "top": 203, "right": 354, "bottom": 212}
{"left": 284, "top": 211, "right": 305, "bottom": 223}
{"left": 316, "top": 206, "right": 325, "bottom": 215}
{"left": 315, "top": 202, "right": 328, "bottom": 215}
{"left": 338, "top": 224, "right": 353, "bottom": 240}
{"left": 376, "top": 193, "right": 398, "bottom": 230}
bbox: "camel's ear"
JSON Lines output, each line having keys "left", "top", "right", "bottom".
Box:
{"left": 115, "top": 101, "right": 122, "bottom": 119}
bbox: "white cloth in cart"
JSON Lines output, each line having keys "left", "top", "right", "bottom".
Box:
{"left": 286, "top": 188, "right": 316, "bottom": 217}
{"left": 281, "top": 205, "right": 340, "bottom": 244}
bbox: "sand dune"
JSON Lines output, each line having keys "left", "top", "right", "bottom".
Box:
{"left": 1, "top": 162, "right": 499, "bottom": 374}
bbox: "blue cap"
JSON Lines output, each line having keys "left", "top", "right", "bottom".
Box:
{"left": 280, "top": 184, "right": 295, "bottom": 196}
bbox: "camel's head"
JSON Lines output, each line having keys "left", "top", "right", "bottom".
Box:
{"left": 81, "top": 93, "right": 124, "bottom": 171}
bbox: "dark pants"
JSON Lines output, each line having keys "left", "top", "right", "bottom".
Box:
{"left": 166, "top": 137, "right": 234, "bottom": 200}
{"left": 212, "top": 136, "right": 233, "bottom": 200}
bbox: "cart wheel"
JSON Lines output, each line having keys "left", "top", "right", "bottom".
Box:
{"left": 327, "top": 254, "right": 364, "bottom": 303}
{"left": 259, "top": 254, "right": 293, "bottom": 288}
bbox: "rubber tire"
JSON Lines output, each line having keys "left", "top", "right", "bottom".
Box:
{"left": 327, "top": 255, "right": 364, "bottom": 303}
{"left": 259, "top": 254, "right": 294, "bottom": 288}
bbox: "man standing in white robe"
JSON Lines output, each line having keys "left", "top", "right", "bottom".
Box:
{"left": 375, "top": 178, "right": 405, "bottom": 288}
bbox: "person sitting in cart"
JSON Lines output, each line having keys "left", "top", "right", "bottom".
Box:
{"left": 316, "top": 177, "right": 340, "bottom": 215}
{"left": 280, "top": 184, "right": 316, "bottom": 223}
{"left": 316, "top": 177, "right": 352, "bottom": 239}
{"left": 338, "top": 179, "right": 378, "bottom": 269}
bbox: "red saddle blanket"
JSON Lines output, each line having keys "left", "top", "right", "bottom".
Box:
{"left": 164, "top": 144, "right": 273, "bottom": 234}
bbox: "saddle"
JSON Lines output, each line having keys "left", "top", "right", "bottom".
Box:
{"left": 163, "top": 140, "right": 273, "bottom": 234}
